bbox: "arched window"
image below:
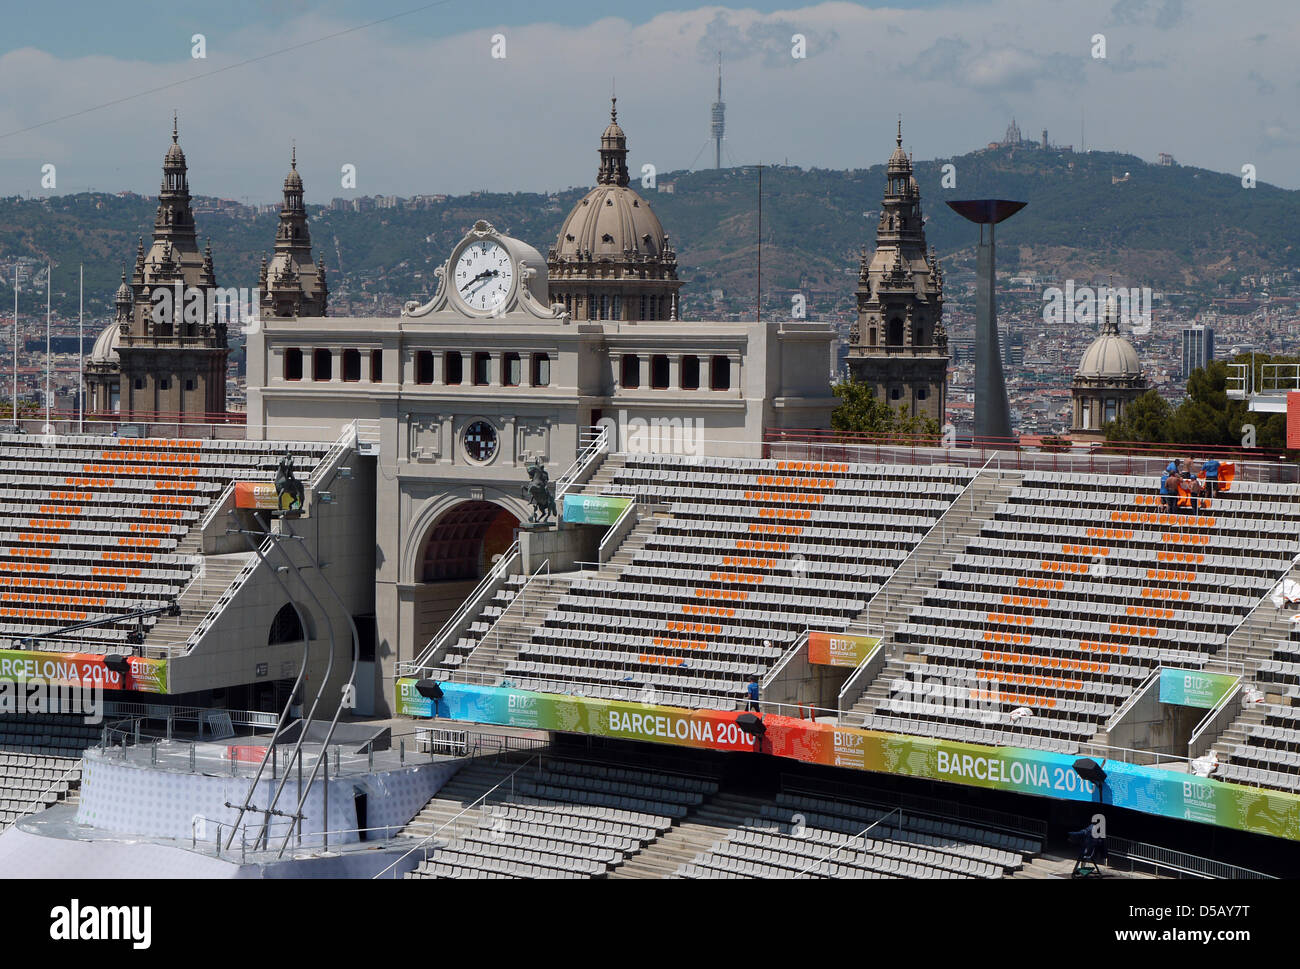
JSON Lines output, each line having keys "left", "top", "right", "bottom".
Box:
{"left": 268, "top": 603, "right": 305, "bottom": 645}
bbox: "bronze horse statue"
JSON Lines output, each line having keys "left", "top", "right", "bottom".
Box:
{"left": 521, "top": 458, "right": 556, "bottom": 524}
{"left": 275, "top": 451, "right": 305, "bottom": 511}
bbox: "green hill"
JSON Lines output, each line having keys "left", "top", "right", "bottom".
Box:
{"left": 1, "top": 145, "right": 1296, "bottom": 321}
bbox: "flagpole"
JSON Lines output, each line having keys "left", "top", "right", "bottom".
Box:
{"left": 10, "top": 266, "right": 16, "bottom": 432}
{"left": 78, "top": 264, "right": 84, "bottom": 432}
{"left": 45, "top": 262, "right": 51, "bottom": 434}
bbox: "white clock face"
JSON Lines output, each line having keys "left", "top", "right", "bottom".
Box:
{"left": 453, "top": 240, "right": 513, "bottom": 312}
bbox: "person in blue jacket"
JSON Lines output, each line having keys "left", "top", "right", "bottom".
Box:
{"left": 1202, "top": 457, "right": 1221, "bottom": 498}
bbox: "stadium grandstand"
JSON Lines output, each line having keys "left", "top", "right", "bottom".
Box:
{"left": 1, "top": 121, "right": 1297, "bottom": 883}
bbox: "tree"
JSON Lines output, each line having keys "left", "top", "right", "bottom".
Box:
{"left": 830, "top": 378, "right": 940, "bottom": 441}
{"left": 831, "top": 378, "right": 895, "bottom": 436}
{"left": 1105, "top": 390, "right": 1172, "bottom": 444}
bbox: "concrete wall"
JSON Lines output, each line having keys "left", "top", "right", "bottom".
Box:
{"left": 1108, "top": 678, "right": 1207, "bottom": 760}
{"left": 520, "top": 523, "right": 602, "bottom": 574}
{"left": 169, "top": 447, "right": 376, "bottom": 704}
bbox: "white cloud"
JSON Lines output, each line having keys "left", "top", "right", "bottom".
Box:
{"left": 0, "top": 0, "right": 1298, "bottom": 197}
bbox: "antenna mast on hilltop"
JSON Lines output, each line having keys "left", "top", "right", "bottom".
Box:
{"left": 711, "top": 52, "right": 725, "bottom": 170}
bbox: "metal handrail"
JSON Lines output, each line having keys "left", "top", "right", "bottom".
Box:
{"left": 598, "top": 499, "right": 639, "bottom": 563}
{"left": 555, "top": 425, "right": 610, "bottom": 501}
{"left": 795, "top": 808, "right": 902, "bottom": 877}
{"left": 838, "top": 454, "right": 995, "bottom": 711}
{"left": 406, "top": 540, "right": 521, "bottom": 673}
{"left": 1106, "top": 835, "right": 1276, "bottom": 880}
{"left": 1102, "top": 668, "right": 1161, "bottom": 735}
{"left": 761, "top": 629, "right": 812, "bottom": 692}
{"left": 4, "top": 762, "right": 83, "bottom": 827}
{"left": 372, "top": 751, "right": 543, "bottom": 879}
{"left": 476, "top": 557, "right": 551, "bottom": 662}
{"left": 1187, "top": 681, "right": 1243, "bottom": 762}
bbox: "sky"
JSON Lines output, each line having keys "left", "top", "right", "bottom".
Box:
{"left": 0, "top": 0, "right": 1297, "bottom": 201}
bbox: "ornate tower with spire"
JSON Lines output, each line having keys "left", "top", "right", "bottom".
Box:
{"left": 261, "top": 145, "right": 328, "bottom": 319}
{"left": 103, "top": 115, "right": 229, "bottom": 423}
{"left": 547, "top": 99, "right": 682, "bottom": 322}
{"left": 846, "top": 119, "right": 948, "bottom": 425}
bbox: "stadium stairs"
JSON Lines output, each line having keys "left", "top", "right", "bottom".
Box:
{"left": 1209, "top": 579, "right": 1300, "bottom": 793}
{"left": 844, "top": 471, "right": 1023, "bottom": 715}
{"left": 455, "top": 574, "right": 580, "bottom": 683}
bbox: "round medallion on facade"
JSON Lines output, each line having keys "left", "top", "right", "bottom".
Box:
{"left": 463, "top": 420, "right": 499, "bottom": 463}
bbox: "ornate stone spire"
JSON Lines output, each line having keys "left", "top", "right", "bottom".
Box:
{"left": 597, "top": 97, "right": 630, "bottom": 187}
{"left": 1101, "top": 285, "right": 1120, "bottom": 336}
{"left": 260, "top": 145, "right": 326, "bottom": 317}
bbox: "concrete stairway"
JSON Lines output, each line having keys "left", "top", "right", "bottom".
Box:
{"left": 1210, "top": 561, "right": 1300, "bottom": 672}
{"left": 842, "top": 471, "right": 1023, "bottom": 720}
{"left": 576, "top": 453, "right": 628, "bottom": 497}
{"left": 611, "top": 791, "right": 769, "bottom": 879}
{"left": 400, "top": 758, "right": 515, "bottom": 840}
{"left": 142, "top": 533, "right": 258, "bottom": 654}
{"left": 457, "top": 574, "right": 578, "bottom": 684}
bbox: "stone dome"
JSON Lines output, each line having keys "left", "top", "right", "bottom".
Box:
{"left": 88, "top": 322, "right": 121, "bottom": 366}
{"left": 554, "top": 184, "right": 669, "bottom": 261}
{"left": 1076, "top": 292, "right": 1143, "bottom": 380}
{"left": 1077, "top": 332, "right": 1142, "bottom": 379}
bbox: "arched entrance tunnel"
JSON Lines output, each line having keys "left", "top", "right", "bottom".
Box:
{"left": 412, "top": 500, "right": 519, "bottom": 645}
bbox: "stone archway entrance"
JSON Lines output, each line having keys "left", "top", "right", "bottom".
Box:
{"left": 410, "top": 500, "right": 520, "bottom": 646}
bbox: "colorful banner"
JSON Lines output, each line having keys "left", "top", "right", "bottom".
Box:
{"left": 0, "top": 651, "right": 168, "bottom": 693}
{"left": 396, "top": 678, "right": 1300, "bottom": 842}
{"left": 808, "top": 630, "right": 880, "bottom": 668}
{"left": 235, "top": 481, "right": 300, "bottom": 512}
{"left": 1159, "top": 668, "right": 1238, "bottom": 709}
{"left": 562, "top": 494, "right": 631, "bottom": 526}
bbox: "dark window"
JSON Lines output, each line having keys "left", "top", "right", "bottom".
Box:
{"left": 284, "top": 348, "right": 303, "bottom": 381}
{"left": 651, "top": 355, "right": 670, "bottom": 390}
{"left": 445, "top": 351, "right": 462, "bottom": 385}
{"left": 531, "top": 353, "right": 551, "bottom": 387}
{"left": 464, "top": 420, "right": 498, "bottom": 462}
{"left": 887, "top": 318, "right": 904, "bottom": 345}
{"left": 917, "top": 387, "right": 928, "bottom": 401}
{"left": 710, "top": 355, "right": 731, "bottom": 391}
{"left": 159, "top": 378, "right": 171, "bottom": 391}
{"left": 621, "top": 354, "right": 640, "bottom": 389}
{"left": 416, "top": 350, "right": 434, "bottom": 384}
{"left": 503, "top": 352, "right": 521, "bottom": 387}
{"left": 890, "top": 387, "right": 902, "bottom": 401}
{"left": 473, "top": 352, "right": 490, "bottom": 386}
{"left": 268, "top": 602, "right": 305, "bottom": 645}
{"left": 370, "top": 349, "right": 383, "bottom": 382}
{"left": 133, "top": 378, "right": 144, "bottom": 390}
{"left": 681, "top": 355, "right": 700, "bottom": 390}
{"left": 313, "top": 348, "right": 332, "bottom": 381}
{"left": 185, "top": 378, "right": 194, "bottom": 391}
{"left": 342, "top": 349, "right": 361, "bottom": 382}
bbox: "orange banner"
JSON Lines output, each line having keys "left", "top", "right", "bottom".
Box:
{"left": 808, "top": 630, "right": 880, "bottom": 667}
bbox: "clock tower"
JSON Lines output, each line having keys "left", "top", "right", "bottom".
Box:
{"left": 846, "top": 120, "right": 948, "bottom": 426}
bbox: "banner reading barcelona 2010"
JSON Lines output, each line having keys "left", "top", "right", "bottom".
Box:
{"left": 0, "top": 650, "right": 167, "bottom": 693}
{"left": 396, "top": 678, "right": 1300, "bottom": 843}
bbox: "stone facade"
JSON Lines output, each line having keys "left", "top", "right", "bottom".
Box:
{"left": 846, "top": 121, "right": 949, "bottom": 425}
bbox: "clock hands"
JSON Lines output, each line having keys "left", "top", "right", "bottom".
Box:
{"left": 460, "top": 268, "right": 501, "bottom": 293}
